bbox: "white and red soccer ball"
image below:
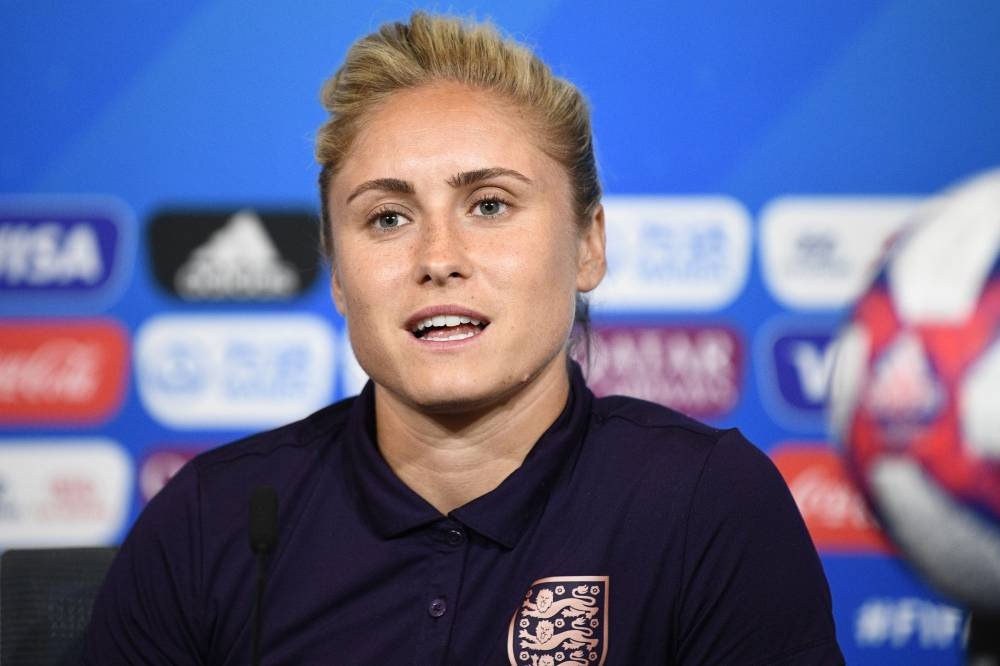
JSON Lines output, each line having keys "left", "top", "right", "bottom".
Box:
{"left": 829, "top": 169, "right": 1000, "bottom": 612}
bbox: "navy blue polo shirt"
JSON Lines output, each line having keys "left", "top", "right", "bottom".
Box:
{"left": 85, "top": 364, "right": 843, "bottom": 664}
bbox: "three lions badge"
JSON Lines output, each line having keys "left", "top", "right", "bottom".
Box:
{"left": 507, "top": 575, "right": 609, "bottom": 666}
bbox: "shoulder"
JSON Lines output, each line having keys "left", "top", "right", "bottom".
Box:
{"left": 169, "top": 395, "right": 362, "bottom": 551}
{"left": 578, "top": 392, "right": 795, "bottom": 547}
{"left": 591, "top": 392, "right": 721, "bottom": 435}
{"left": 189, "top": 394, "right": 357, "bottom": 483}
{"left": 581, "top": 392, "right": 815, "bottom": 577}
{"left": 587, "top": 392, "right": 767, "bottom": 479}
{"left": 84, "top": 396, "right": 363, "bottom": 663}
{"left": 583, "top": 399, "right": 842, "bottom": 663}
{"left": 130, "top": 394, "right": 361, "bottom": 569}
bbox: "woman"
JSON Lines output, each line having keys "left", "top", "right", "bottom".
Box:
{"left": 85, "top": 13, "right": 843, "bottom": 664}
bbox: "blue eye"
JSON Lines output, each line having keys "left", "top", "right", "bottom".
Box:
{"left": 475, "top": 198, "right": 507, "bottom": 217}
{"left": 370, "top": 210, "right": 407, "bottom": 231}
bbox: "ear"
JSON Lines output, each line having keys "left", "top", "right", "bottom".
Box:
{"left": 576, "top": 204, "right": 607, "bottom": 293}
{"left": 330, "top": 264, "right": 347, "bottom": 317}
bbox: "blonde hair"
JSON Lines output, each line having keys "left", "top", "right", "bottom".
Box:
{"left": 314, "top": 11, "right": 601, "bottom": 259}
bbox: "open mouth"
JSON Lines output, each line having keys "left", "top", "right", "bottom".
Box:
{"left": 411, "top": 315, "right": 488, "bottom": 342}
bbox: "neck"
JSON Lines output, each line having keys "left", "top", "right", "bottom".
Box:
{"left": 374, "top": 355, "right": 571, "bottom": 515}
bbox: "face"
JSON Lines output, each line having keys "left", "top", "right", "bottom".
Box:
{"left": 327, "top": 81, "right": 605, "bottom": 414}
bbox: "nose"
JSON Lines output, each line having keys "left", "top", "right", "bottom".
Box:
{"left": 415, "top": 217, "right": 471, "bottom": 286}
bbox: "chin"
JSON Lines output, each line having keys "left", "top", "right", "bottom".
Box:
{"left": 399, "top": 372, "right": 510, "bottom": 414}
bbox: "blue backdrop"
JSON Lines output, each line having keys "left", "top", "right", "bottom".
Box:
{"left": 4, "top": 2, "right": 1000, "bottom": 662}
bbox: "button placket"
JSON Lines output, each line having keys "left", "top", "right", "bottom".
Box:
{"left": 419, "top": 520, "right": 470, "bottom": 662}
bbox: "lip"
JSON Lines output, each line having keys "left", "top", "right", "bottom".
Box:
{"left": 404, "top": 305, "right": 491, "bottom": 333}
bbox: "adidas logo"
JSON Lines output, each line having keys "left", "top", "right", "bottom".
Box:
{"left": 864, "top": 330, "right": 944, "bottom": 440}
{"left": 175, "top": 210, "right": 298, "bottom": 299}
{"left": 148, "top": 208, "right": 320, "bottom": 302}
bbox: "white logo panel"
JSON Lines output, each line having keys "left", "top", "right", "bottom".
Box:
{"left": 760, "top": 197, "right": 922, "bottom": 310}
{"left": 593, "top": 196, "right": 751, "bottom": 311}
{"left": 338, "top": 328, "right": 369, "bottom": 398}
{"left": 136, "top": 314, "right": 335, "bottom": 429}
{"left": 0, "top": 439, "right": 132, "bottom": 547}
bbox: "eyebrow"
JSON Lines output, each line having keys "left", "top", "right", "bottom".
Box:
{"left": 346, "top": 178, "right": 415, "bottom": 204}
{"left": 447, "top": 167, "right": 532, "bottom": 188}
{"left": 345, "top": 168, "right": 532, "bottom": 205}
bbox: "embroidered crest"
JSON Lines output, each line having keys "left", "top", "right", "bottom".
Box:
{"left": 507, "top": 575, "right": 609, "bottom": 666}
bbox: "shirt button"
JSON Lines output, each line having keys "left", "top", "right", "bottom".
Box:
{"left": 445, "top": 528, "right": 466, "bottom": 546}
{"left": 428, "top": 597, "right": 447, "bottom": 618}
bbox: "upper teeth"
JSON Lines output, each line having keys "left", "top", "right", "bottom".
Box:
{"left": 414, "top": 315, "right": 481, "bottom": 332}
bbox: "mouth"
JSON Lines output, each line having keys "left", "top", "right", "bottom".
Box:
{"left": 409, "top": 313, "right": 489, "bottom": 342}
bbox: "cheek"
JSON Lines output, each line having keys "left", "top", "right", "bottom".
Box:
{"left": 494, "top": 232, "right": 579, "bottom": 310}
{"left": 335, "top": 244, "right": 409, "bottom": 311}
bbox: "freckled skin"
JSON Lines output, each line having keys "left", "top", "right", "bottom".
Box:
{"left": 327, "top": 81, "right": 605, "bottom": 420}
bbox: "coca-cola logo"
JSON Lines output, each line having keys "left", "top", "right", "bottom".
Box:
{"left": 771, "top": 443, "right": 894, "bottom": 554}
{"left": 790, "top": 467, "right": 878, "bottom": 531}
{"left": 0, "top": 320, "right": 128, "bottom": 424}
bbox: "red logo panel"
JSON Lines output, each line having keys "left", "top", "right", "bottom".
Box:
{"left": 771, "top": 443, "right": 894, "bottom": 554}
{"left": 0, "top": 320, "right": 128, "bottom": 424}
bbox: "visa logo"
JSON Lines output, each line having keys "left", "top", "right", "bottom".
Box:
{"left": 773, "top": 332, "right": 838, "bottom": 411}
{"left": 0, "top": 218, "right": 117, "bottom": 290}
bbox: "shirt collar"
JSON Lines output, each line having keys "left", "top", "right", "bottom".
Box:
{"left": 341, "top": 361, "right": 593, "bottom": 548}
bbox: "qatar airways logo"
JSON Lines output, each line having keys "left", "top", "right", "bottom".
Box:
{"left": 0, "top": 196, "right": 133, "bottom": 312}
{"left": 593, "top": 197, "right": 751, "bottom": 311}
{"left": 586, "top": 325, "right": 742, "bottom": 417}
{"left": 759, "top": 197, "right": 921, "bottom": 310}
{"left": 0, "top": 439, "right": 132, "bottom": 546}
{"left": 0, "top": 320, "right": 129, "bottom": 424}
{"left": 770, "top": 443, "right": 892, "bottom": 554}
{"left": 135, "top": 314, "right": 335, "bottom": 429}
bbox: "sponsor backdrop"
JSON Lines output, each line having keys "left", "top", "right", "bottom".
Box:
{"left": 3, "top": 2, "right": 999, "bottom": 663}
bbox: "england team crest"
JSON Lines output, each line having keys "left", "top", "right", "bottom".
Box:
{"left": 507, "top": 575, "right": 609, "bottom": 666}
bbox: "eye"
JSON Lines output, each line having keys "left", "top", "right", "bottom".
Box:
{"left": 473, "top": 197, "right": 509, "bottom": 218}
{"left": 368, "top": 208, "right": 410, "bottom": 232}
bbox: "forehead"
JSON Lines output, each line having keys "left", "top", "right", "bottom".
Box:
{"left": 332, "top": 82, "right": 557, "bottom": 189}
{"left": 361, "top": 80, "right": 537, "bottom": 142}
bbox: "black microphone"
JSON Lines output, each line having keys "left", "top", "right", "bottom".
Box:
{"left": 249, "top": 485, "right": 278, "bottom": 666}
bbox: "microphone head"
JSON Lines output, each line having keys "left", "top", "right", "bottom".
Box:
{"left": 249, "top": 485, "right": 278, "bottom": 554}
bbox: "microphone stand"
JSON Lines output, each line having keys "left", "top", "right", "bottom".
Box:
{"left": 249, "top": 486, "right": 278, "bottom": 666}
